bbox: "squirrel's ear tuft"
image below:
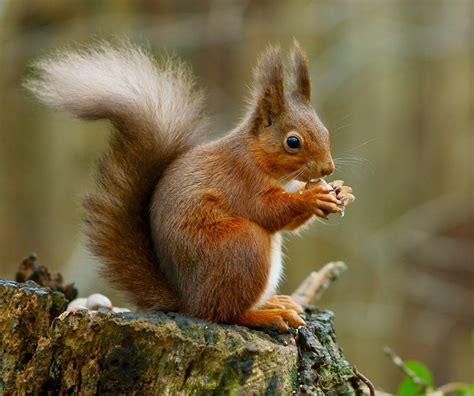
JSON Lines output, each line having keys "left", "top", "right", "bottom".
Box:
{"left": 290, "top": 40, "right": 311, "bottom": 102}
{"left": 252, "top": 45, "right": 285, "bottom": 129}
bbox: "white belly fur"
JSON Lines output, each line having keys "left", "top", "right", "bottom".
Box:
{"left": 282, "top": 179, "right": 303, "bottom": 193}
{"left": 256, "top": 233, "right": 284, "bottom": 307}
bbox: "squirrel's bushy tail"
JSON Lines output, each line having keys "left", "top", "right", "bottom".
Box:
{"left": 26, "top": 42, "right": 208, "bottom": 309}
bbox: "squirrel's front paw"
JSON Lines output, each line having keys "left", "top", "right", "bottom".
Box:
{"left": 303, "top": 181, "right": 342, "bottom": 218}
{"left": 329, "top": 180, "right": 355, "bottom": 207}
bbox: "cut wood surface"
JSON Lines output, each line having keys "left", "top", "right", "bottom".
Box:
{"left": 0, "top": 278, "right": 362, "bottom": 395}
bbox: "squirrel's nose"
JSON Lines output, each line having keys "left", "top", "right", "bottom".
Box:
{"left": 320, "top": 160, "right": 335, "bottom": 177}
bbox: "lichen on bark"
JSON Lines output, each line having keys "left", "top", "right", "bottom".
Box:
{"left": 0, "top": 279, "right": 67, "bottom": 392}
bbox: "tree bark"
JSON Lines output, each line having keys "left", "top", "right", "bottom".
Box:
{"left": 0, "top": 279, "right": 362, "bottom": 395}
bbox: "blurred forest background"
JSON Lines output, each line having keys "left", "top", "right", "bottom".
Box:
{"left": 0, "top": 0, "right": 472, "bottom": 391}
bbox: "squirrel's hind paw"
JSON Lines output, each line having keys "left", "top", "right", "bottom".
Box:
{"left": 236, "top": 308, "right": 305, "bottom": 333}
{"left": 262, "top": 295, "right": 304, "bottom": 313}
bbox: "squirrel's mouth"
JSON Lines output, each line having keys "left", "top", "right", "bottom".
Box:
{"left": 297, "top": 161, "right": 334, "bottom": 182}
{"left": 296, "top": 170, "right": 322, "bottom": 183}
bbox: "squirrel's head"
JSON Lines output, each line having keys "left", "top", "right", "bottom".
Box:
{"left": 247, "top": 42, "right": 334, "bottom": 183}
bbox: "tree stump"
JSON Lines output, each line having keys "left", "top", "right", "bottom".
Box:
{"left": 0, "top": 279, "right": 362, "bottom": 395}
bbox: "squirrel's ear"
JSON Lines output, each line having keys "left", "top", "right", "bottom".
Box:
{"left": 290, "top": 40, "right": 311, "bottom": 102}
{"left": 251, "top": 45, "right": 285, "bottom": 129}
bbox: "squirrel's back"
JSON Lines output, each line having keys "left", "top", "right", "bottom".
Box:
{"left": 25, "top": 42, "right": 208, "bottom": 309}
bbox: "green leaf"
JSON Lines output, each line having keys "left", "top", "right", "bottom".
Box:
{"left": 458, "top": 384, "right": 474, "bottom": 396}
{"left": 396, "top": 360, "right": 433, "bottom": 396}
{"left": 405, "top": 360, "right": 433, "bottom": 385}
{"left": 397, "top": 377, "right": 424, "bottom": 396}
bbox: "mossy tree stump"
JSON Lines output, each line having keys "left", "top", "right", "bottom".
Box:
{"left": 0, "top": 279, "right": 362, "bottom": 395}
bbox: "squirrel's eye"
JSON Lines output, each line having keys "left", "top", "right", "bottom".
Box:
{"left": 284, "top": 132, "right": 303, "bottom": 153}
{"left": 286, "top": 136, "right": 300, "bottom": 149}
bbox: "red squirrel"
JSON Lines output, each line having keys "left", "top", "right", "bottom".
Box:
{"left": 26, "top": 41, "right": 354, "bottom": 332}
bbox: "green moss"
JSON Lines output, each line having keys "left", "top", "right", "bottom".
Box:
{"left": 289, "top": 364, "right": 298, "bottom": 390}
{"left": 224, "top": 337, "right": 240, "bottom": 352}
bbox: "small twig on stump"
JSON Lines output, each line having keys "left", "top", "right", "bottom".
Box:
{"left": 291, "top": 261, "right": 347, "bottom": 305}
{"left": 383, "top": 347, "right": 429, "bottom": 388}
{"left": 353, "top": 366, "right": 375, "bottom": 396}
